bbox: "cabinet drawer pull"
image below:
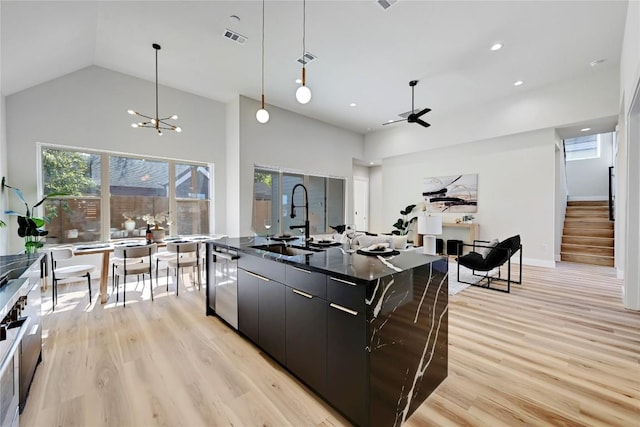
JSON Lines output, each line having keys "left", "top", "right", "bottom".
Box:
{"left": 246, "top": 271, "right": 270, "bottom": 282}
{"left": 291, "top": 266, "right": 312, "bottom": 274}
{"left": 330, "top": 303, "right": 358, "bottom": 316}
{"left": 329, "top": 276, "right": 357, "bottom": 286}
{"left": 292, "top": 289, "right": 313, "bottom": 299}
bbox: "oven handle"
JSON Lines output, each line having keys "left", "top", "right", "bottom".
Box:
{"left": 0, "top": 316, "right": 30, "bottom": 378}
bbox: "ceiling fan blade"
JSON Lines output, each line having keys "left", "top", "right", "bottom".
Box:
{"left": 415, "top": 118, "right": 431, "bottom": 128}
{"left": 413, "top": 107, "right": 431, "bottom": 118}
{"left": 382, "top": 118, "right": 408, "bottom": 126}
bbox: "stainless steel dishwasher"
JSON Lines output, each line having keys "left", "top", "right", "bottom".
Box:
{"left": 207, "top": 248, "right": 239, "bottom": 329}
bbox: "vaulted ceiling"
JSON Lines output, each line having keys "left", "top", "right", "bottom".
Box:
{"left": 1, "top": 1, "right": 628, "bottom": 134}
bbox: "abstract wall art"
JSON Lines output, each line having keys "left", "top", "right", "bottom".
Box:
{"left": 422, "top": 173, "right": 478, "bottom": 213}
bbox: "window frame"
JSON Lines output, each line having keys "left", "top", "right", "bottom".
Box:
{"left": 564, "top": 134, "right": 601, "bottom": 161}
{"left": 37, "top": 142, "right": 214, "bottom": 243}
{"left": 253, "top": 165, "right": 346, "bottom": 236}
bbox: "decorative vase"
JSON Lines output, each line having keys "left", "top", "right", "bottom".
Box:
{"left": 24, "top": 236, "right": 40, "bottom": 254}
{"left": 151, "top": 228, "right": 165, "bottom": 242}
{"left": 124, "top": 219, "right": 136, "bottom": 231}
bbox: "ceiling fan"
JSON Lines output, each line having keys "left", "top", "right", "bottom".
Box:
{"left": 383, "top": 80, "right": 431, "bottom": 128}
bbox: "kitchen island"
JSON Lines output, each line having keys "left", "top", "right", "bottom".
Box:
{"left": 206, "top": 237, "right": 448, "bottom": 427}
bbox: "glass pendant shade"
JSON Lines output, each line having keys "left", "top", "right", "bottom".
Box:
{"left": 296, "top": 85, "right": 312, "bottom": 104}
{"left": 256, "top": 108, "right": 270, "bottom": 123}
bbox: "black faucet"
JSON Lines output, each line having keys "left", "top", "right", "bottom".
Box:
{"left": 289, "top": 183, "right": 310, "bottom": 244}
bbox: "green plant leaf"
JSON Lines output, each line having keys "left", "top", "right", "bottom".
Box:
{"left": 400, "top": 204, "right": 416, "bottom": 215}
{"left": 33, "top": 192, "right": 68, "bottom": 209}
{"left": 393, "top": 219, "right": 404, "bottom": 230}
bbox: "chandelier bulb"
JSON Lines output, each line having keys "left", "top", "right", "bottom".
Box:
{"left": 127, "top": 109, "right": 136, "bottom": 115}
{"left": 158, "top": 130, "right": 163, "bottom": 136}
{"left": 296, "top": 85, "right": 312, "bottom": 104}
{"left": 171, "top": 115, "right": 178, "bottom": 120}
{"left": 256, "top": 108, "right": 270, "bottom": 124}
{"left": 175, "top": 127, "right": 182, "bottom": 133}
{"left": 131, "top": 123, "right": 139, "bottom": 128}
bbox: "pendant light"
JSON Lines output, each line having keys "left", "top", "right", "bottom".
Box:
{"left": 128, "top": 43, "right": 181, "bottom": 136}
{"left": 256, "top": 0, "right": 270, "bottom": 123}
{"left": 295, "top": 0, "right": 312, "bottom": 104}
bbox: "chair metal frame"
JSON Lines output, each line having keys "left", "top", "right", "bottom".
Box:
{"left": 164, "top": 241, "right": 200, "bottom": 296}
{"left": 457, "top": 236, "right": 522, "bottom": 293}
{"left": 113, "top": 243, "right": 157, "bottom": 306}
{"left": 50, "top": 247, "right": 97, "bottom": 310}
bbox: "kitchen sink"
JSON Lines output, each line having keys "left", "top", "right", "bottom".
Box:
{"left": 251, "top": 243, "right": 321, "bottom": 256}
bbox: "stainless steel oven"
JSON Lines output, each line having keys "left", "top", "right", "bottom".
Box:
{"left": 0, "top": 314, "right": 29, "bottom": 427}
{"left": 0, "top": 275, "right": 33, "bottom": 427}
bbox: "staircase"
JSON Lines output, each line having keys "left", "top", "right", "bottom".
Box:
{"left": 561, "top": 201, "right": 614, "bottom": 267}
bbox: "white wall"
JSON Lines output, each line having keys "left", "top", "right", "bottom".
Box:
{"left": 381, "top": 129, "right": 556, "bottom": 267}
{"left": 369, "top": 165, "right": 383, "bottom": 233}
{"left": 5, "top": 66, "right": 227, "bottom": 253}
{"left": 565, "top": 132, "right": 614, "bottom": 199}
{"left": 352, "top": 165, "right": 369, "bottom": 179}
{"left": 226, "top": 97, "right": 241, "bottom": 237}
{"left": 0, "top": 95, "right": 7, "bottom": 255}
{"left": 554, "top": 132, "right": 568, "bottom": 262}
{"left": 0, "top": 2, "right": 7, "bottom": 254}
{"left": 234, "top": 96, "right": 364, "bottom": 237}
{"left": 365, "top": 67, "right": 619, "bottom": 162}
{"left": 619, "top": 0, "right": 640, "bottom": 310}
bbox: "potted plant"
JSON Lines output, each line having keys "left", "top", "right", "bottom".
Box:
{"left": 392, "top": 204, "right": 418, "bottom": 237}
{"left": 122, "top": 212, "right": 137, "bottom": 231}
{"left": 2, "top": 177, "right": 67, "bottom": 253}
{"left": 141, "top": 211, "right": 170, "bottom": 242}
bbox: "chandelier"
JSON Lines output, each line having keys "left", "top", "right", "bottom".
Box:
{"left": 128, "top": 43, "right": 181, "bottom": 136}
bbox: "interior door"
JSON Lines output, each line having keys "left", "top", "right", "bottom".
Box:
{"left": 353, "top": 178, "right": 369, "bottom": 231}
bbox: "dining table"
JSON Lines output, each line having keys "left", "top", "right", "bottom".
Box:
{"left": 70, "top": 235, "right": 216, "bottom": 304}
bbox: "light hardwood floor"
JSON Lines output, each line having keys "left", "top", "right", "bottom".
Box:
{"left": 21, "top": 262, "right": 640, "bottom": 426}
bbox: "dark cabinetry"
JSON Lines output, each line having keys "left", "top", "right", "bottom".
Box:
{"left": 237, "top": 259, "right": 286, "bottom": 365}
{"left": 258, "top": 278, "right": 286, "bottom": 364}
{"left": 326, "top": 276, "right": 367, "bottom": 426}
{"left": 285, "top": 287, "right": 327, "bottom": 395}
{"left": 237, "top": 268, "right": 259, "bottom": 344}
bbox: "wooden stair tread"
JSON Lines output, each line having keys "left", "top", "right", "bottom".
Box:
{"left": 567, "top": 200, "right": 609, "bottom": 206}
{"left": 563, "top": 201, "right": 615, "bottom": 267}
{"left": 563, "top": 228, "right": 614, "bottom": 237}
{"left": 561, "top": 244, "right": 614, "bottom": 257}
{"left": 562, "top": 236, "right": 614, "bottom": 246}
{"left": 560, "top": 252, "right": 614, "bottom": 267}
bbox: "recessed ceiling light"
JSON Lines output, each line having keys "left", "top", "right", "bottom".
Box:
{"left": 514, "top": 80, "right": 524, "bottom": 86}
{"left": 295, "top": 78, "right": 302, "bottom": 84}
{"left": 229, "top": 15, "right": 241, "bottom": 23}
{"left": 581, "top": 127, "right": 591, "bottom": 132}
{"left": 369, "top": 162, "right": 375, "bottom": 165}
{"left": 589, "top": 59, "right": 605, "bottom": 67}
{"left": 490, "top": 43, "right": 503, "bottom": 51}
{"left": 350, "top": 103, "right": 357, "bottom": 107}
{"left": 387, "top": 120, "right": 394, "bottom": 123}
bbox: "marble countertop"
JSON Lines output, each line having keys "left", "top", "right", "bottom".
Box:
{"left": 208, "top": 236, "right": 442, "bottom": 282}
{"left": 0, "top": 253, "right": 43, "bottom": 284}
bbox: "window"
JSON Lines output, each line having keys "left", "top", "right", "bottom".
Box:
{"left": 253, "top": 167, "right": 345, "bottom": 236}
{"left": 42, "top": 148, "right": 102, "bottom": 243}
{"left": 110, "top": 156, "right": 169, "bottom": 238}
{"left": 40, "top": 145, "right": 212, "bottom": 243}
{"left": 565, "top": 134, "right": 600, "bottom": 161}
{"left": 175, "top": 163, "right": 210, "bottom": 235}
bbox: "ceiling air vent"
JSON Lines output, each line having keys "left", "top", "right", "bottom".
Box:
{"left": 377, "top": 0, "right": 398, "bottom": 11}
{"left": 296, "top": 51, "right": 317, "bottom": 65}
{"left": 223, "top": 29, "right": 247, "bottom": 45}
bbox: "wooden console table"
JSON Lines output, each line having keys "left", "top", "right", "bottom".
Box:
{"left": 442, "top": 222, "right": 479, "bottom": 243}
